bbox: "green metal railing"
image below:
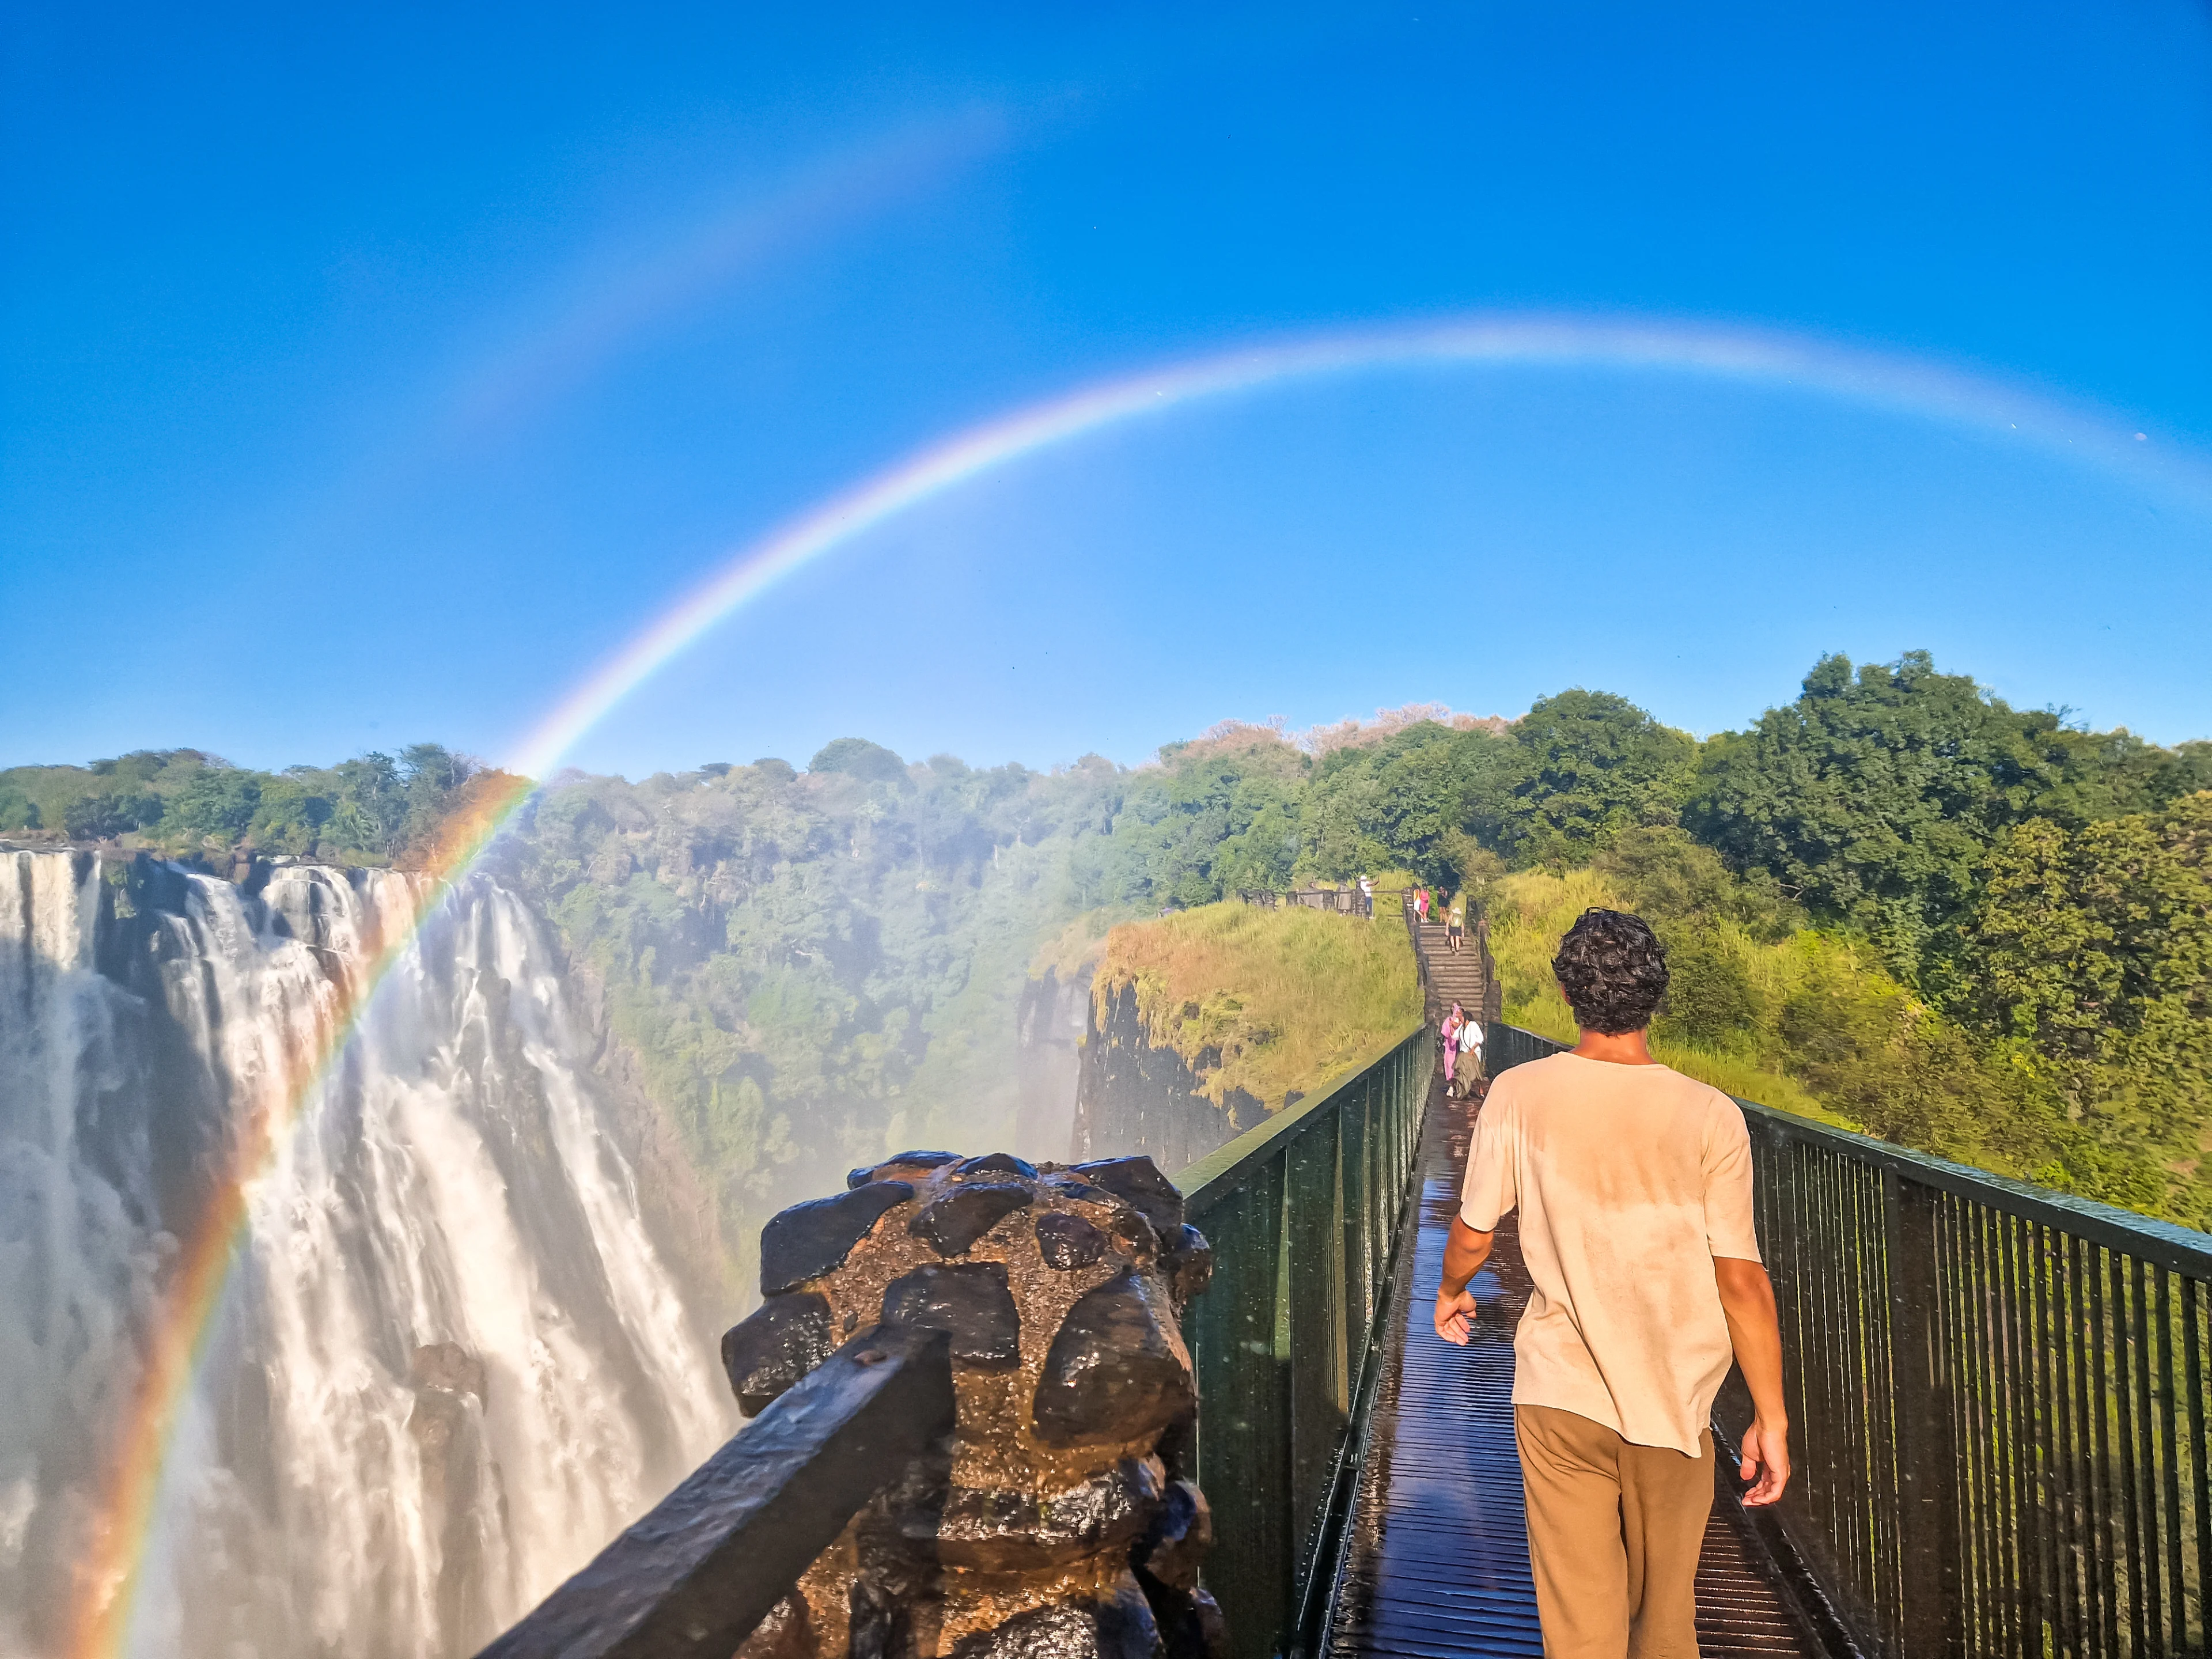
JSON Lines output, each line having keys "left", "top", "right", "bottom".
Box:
{"left": 1173, "top": 1024, "right": 1433, "bottom": 1659}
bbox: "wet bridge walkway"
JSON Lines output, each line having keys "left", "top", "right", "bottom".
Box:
{"left": 1323, "top": 1068, "right": 1820, "bottom": 1659}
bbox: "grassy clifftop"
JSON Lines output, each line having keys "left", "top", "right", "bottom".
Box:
{"left": 1093, "top": 903, "right": 1420, "bottom": 1115}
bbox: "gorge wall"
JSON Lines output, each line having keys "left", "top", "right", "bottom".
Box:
{"left": 0, "top": 849, "right": 733, "bottom": 1659}
{"left": 1070, "top": 984, "right": 1262, "bottom": 1176}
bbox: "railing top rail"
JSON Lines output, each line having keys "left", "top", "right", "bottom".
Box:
{"left": 1175, "top": 1024, "right": 1426, "bottom": 1220}
{"left": 476, "top": 1324, "right": 953, "bottom": 1659}
{"left": 1490, "top": 1022, "right": 2212, "bottom": 1279}
{"left": 1737, "top": 1094, "right": 2212, "bottom": 1278}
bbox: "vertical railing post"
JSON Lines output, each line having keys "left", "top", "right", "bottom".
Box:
{"left": 1884, "top": 1169, "right": 1962, "bottom": 1657}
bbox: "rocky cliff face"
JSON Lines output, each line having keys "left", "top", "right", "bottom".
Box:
{"left": 1015, "top": 965, "right": 1092, "bottom": 1161}
{"left": 1071, "top": 984, "right": 1262, "bottom": 1175}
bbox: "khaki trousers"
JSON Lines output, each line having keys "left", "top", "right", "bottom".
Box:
{"left": 1514, "top": 1403, "right": 1714, "bottom": 1659}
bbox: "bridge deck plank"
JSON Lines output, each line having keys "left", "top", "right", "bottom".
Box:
{"left": 1324, "top": 1070, "right": 1820, "bottom": 1659}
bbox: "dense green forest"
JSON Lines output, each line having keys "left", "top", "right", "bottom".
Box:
{"left": 0, "top": 743, "right": 494, "bottom": 866}
{"left": 12, "top": 650, "right": 2209, "bottom": 1245}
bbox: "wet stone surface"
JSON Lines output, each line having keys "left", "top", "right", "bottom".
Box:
{"left": 1034, "top": 1213, "right": 1108, "bottom": 1270}
{"left": 722, "top": 1291, "right": 836, "bottom": 1416}
{"left": 882, "top": 1262, "right": 1023, "bottom": 1368}
{"left": 1032, "top": 1269, "right": 1194, "bottom": 1448}
{"left": 911, "top": 1182, "right": 1036, "bottom": 1257}
{"left": 762, "top": 1181, "right": 916, "bottom": 1293}
{"left": 853, "top": 1150, "right": 963, "bottom": 1188}
{"left": 946, "top": 1575, "right": 1160, "bottom": 1659}
{"left": 1069, "top": 1158, "right": 1184, "bottom": 1239}
{"left": 1159, "top": 1228, "right": 1212, "bottom": 1302}
{"left": 725, "top": 1150, "right": 1221, "bottom": 1659}
{"left": 957, "top": 1153, "right": 1039, "bottom": 1180}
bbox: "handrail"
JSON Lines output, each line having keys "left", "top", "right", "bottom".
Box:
{"left": 1233, "top": 886, "right": 1396, "bottom": 915}
{"left": 1174, "top": 1024, "right": 1433, "bottom": 1659}
{"left": 476, "top": 1326, "right": 953, "bottom": 1659}
{"left": 1484, "top": 1021, "right": 2212, "bottom": 1659}
{"left": 1174, "top": 1025, "right": 1423, "bottom": 1214}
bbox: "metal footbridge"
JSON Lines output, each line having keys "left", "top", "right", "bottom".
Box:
{"left": 487, "top": 908, "right": 2212, "bottom": 1659}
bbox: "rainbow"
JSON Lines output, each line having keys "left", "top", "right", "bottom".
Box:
{"left": 78, "top": 313, "right": 2207, "bottom": 1658}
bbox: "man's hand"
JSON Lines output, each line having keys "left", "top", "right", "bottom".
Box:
{"left": 1434, "top": 1286, "right": 1479, "bottom": 1345}
{"left": 1435, "top": 1217, "right": 1495, "bottom": 1347}
{"left": 1737, "top": 1418, "right": 1790, "bottom": 1506}
{"left": 1714, "top": 1256, "right": 1791, "bottom": 1506}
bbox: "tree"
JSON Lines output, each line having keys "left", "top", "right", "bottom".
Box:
{"left": 1487, "top": 690, "right": 1695, "bottom": 865}
{"left": 1691, "top": 652, "right": 2093, "bottom": 975}
{"left": 63, "top": 789, "right": 161, "bottom": 840}
{"left": 248, "top": 777, "right": 334, "bottom": 854}
{"left": 809, "top": 738, "right": 909, "bottom": 785}
{"left": 167, "top": 767, "right": 263, "bottom": 843}
{"left": 1953, "top": 794, "right": 2212, "bottom": 1132}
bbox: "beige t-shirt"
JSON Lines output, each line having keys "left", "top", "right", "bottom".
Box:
{"left": 1459, "top": 1052, "right": 1762, "bottom": 1456}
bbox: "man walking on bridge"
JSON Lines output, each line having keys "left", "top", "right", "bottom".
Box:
{"left": 1433, "top": 908, "right": 1791, "bottom": 1659}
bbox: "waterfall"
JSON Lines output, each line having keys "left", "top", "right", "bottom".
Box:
{"left": 0, "top": 850, "right": 732, "bottom": 1658}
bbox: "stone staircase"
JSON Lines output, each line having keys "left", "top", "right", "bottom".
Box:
{"left": 1405, "top": 904, "right": 1499, "bottom": 1026}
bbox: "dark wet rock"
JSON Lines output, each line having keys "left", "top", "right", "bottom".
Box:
{"left": 1161, "top": 1225, "right": 1213, "bottom": 1301}
{"left": 924, "top": 1457, "right": 1162, "bottom": 1570}
{"left": 751, "top": 1161, "right": 1211, "bottom": 1658}
{"left": 733, "top": 1592, "right": 814, "bottom": 1659}
{"left": 1071, "top": 1157, "right": 1184, "bottom": 1238}
{"left": 849, "top": 1150, "right": 961, "bottom": 1188}
{"left": 408, "top": 1340, "right": 487, "bottom": 1403}
{"left": 1146, "top": 1588, "right": 1226, "bottom": 1659}
{"left": 1043, "top": 1175, "right": 1115, "bottom": 1206}
{"left": 1108, "top": 1209, "right": 1160, "bottom": 1262}
{"left": 761, "top": 1181, "right": 914, "bottom": 1293}
{"left": 849, "top": 1576, "right": 912, "bottom": 1659}
{"left": 949, "top": 1575, "right": 1161, "bottom": 1659}
{"left": 911, "top": 1181, "right": 1034, "bottom": 1256}
{"left": 406, "top": 1347, "right": 495, "bottom": 1652}
{"left": 958, "top": 1152, "right": 1039, "bottom": 1179}
{"left": 1035, "top": 1211, "right": 1108, "bottom": 1270}
{"left": 882, "top": 1262, "right": 1021, "bottom": 1367}
{"left": 721, "top": 1291, "right": 834, "bottom": 1415}
{"left": 1033, "top": 1268, "right": 1194, "bottom": 1445}
{"left": 1135, "top": 1479, "right": 1211, "bottom": 1593}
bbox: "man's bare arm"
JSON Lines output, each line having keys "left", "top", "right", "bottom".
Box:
{"left": 1433, "top": 1217, "right": 1495, "bottom": 1345}
{"left": 1714, "top": 1255, "right": 1790, "bottom": 1506}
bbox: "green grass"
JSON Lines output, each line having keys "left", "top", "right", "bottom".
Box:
{"left": 1488, "top": 866, "right": 1859, "bottom": 1129}
{"left": 1096, "top": 902, "right": 1420, "bottom": 1113}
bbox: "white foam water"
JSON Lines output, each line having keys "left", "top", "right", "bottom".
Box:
{"left": 0, "top": 850, "right": 730, "bottom": 1658}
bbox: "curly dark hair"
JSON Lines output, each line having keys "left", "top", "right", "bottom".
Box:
{"left": 1552, "top": 908, "right": 1669, "bottom": 1035}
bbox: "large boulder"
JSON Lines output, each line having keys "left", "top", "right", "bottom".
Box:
{"left": 1033, "top": 1270, "right": 1194, "bottom": 1447}
{"left": 721, "top": 1291, "right": 836, "bottom": 1416}
{"left": 725, "top": 1152, "right": 1215, "bottom": 1659}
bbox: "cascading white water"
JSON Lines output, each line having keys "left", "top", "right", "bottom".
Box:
{"left": 0, "top": 849, "right": 733, "bottom": 1659}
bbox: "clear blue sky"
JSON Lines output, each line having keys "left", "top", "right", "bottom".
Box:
{"left": 6, "top": 2, "right": 2210, "bottom": 774}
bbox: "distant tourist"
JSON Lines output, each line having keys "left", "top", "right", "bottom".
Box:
{"left": 1434, "top": 909, "right": 1790, "bottom": 1659}
{"left": 1446, "top": 891, "right": 1466, "bottom": 953}
{"left": 1359, "top": 873, "right": 1375, "bottom": 916}
{"left": 1440, "top": 1000, "right": 1466, "bottom": 1096}
{"left": 1414, "top": 885, "right": 1431, "bottom": 925}
{"left": 1457, "top": 1007, "right": 1483, "bottom": 1084}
